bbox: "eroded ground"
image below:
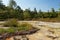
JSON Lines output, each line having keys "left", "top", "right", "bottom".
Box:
{"left": 0, "top": 21, "right": 60, "bottom": 40}
{"left": 19, "top": 21, "right": 60, "bottom": 40}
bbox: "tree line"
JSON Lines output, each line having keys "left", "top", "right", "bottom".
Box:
{"left": 0, "top": 0, "right": 59, "bottom": 21}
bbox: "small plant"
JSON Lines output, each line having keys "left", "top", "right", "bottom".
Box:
{"left": 6, "top": 27, "right": 16, "bottom": 33}
{"left": 3, "top": 19, "right": 19, "bottom": 27}
{"left": 17, "top": 22, "right": 34, "bottom": 31}
{"left": 3, "top": 19, "right": 37, "bottom": 33}
{"left": 0, "top": 28, "right": 6, "bottom": 34}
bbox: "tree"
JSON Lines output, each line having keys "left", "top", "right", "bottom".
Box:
{"left": 0, "top": 0, "right": 3, "bottom": 6}
{"left": 51, "top": 8, "right": 55, "bottom": 13}
{"left": 33, "top": 8, "right": 38, "bottom": 18}
{"left": 0, "top": 0, "right": 2, "bottom": 5}
{"left": 43, "top": 10, "right": 50, "bottom": 18}
{"left": 23, "top": 9, "right": 31, "bottom": 20}
{"left": 50, "top": 8, "right": 58, "bottom": 18}
{"left": 38, "top": 10, "right": 43, "bottom": 18}
{"left": 16, "top": 6, "right": 23, "bottom": 13}
{"left": 15, "top": 6, "right": 23, "bottom": 20}
{"left": 0, "top": 0, "right": 5, "bottom": 10}
{"left": 34, "top": 8, "right": 37, "bottom": 14}
{"left": 9, "top": 0, "right": 17, "bottom": 8}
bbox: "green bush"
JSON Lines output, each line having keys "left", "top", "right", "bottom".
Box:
{"left": 0, "top": 28, "right": 6, "bottom": 34}
{"left": 0, "top": 27, "right": 16, "bottom": 34}
{"left": 3, "top": 19, "right": 19, "bottom": 27}
{"left": 3, "top": 19, "right": 35, "bottom": 32}
{"left": 6, "top": 27, "right": 16, "bottom": 33}
{"left": 0, "top": 22, "right": 36, "bottom": 34}
{"left": 17, "top": 23, "right": 34, "bottom": 31}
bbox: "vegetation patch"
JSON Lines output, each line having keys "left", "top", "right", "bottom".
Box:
{"left": 1, "top": 19, "right": 38, "bottom": 34}
{"left": 0, "top": 0, "right": 59, "bottom": 22}
{"left": 17, "top": 22, "right": 35, "bottom": 31}
{"left": 3, "top": 19, "right": 19, "bottom": 27}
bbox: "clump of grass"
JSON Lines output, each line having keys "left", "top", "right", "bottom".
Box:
{"left": 6, "top": 27, "right": 16, "bottom": 33}
{"left": 0, "top": 27, "right": 16, "bottom": 34}
{"left": 17, "top": 22, "right": 34, "bottom": 31}
{"left": 0, "top": 28, "right": 6, "bottom": 34}
{"left": 0, "top": 22, "right": 35, "bottom": 34}
{"left": 3, "top": 19, "right": 37, "bottom": 33}
{"left": 3, "top": 19, "right": 34, "bottom": 31}
{"left": 3, "top": 19, "right": 19, "bottom": 27}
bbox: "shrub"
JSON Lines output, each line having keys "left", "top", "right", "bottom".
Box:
{"left": 3, "top": 19, "right": 36, "bottom": 31}
{"left": 0, "top": 28, "right": 6, "bottom": 34}
{"left": 6, "top": 27, "right": 16, "bottom": 33}
{"left": 0, "top": 27, "right": 16, "bottom": 34}
{"left": 0, "top": 22, "right": 38, "bottom": 34}
{"left": 3, "top": 19, "right": 19, "bottom": 27}
{"left": 17, "top": 23, "right": 34, "bottom": 31}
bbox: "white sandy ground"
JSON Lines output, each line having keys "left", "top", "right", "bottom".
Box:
{"left": 19, "top": 21, "right": 60, "bottom": 40}
{"left": 0, "top": 21, "right": 60, "bottom": 28}
{"left": 19, "top": 21, "right": 60, "bottom": 28}
{"left": 0, "top": 21, "right": 60, "bottom": 40}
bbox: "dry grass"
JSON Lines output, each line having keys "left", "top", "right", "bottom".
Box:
{"left": 32, "top": 18, "right": 60, "bottom": 22}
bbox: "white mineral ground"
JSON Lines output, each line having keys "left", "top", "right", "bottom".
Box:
{"left": 19, "top": 21, "right": 60, "bottom": 40}
{"left": 0, "top": 21, "right": 60, "bottom": 40}
{"left": 19, "top": 21, "right": 60, "bottom": 28}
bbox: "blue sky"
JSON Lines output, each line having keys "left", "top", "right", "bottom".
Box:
{"left": 2, "top": 0, "right": 60, "bottom": 11}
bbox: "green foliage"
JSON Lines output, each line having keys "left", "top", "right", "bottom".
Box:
{"left": 3, "top": 19, "right": 34, "bottom": 31}
{"left": 38, "top": 10, "right": 43, "bottom": 18}
{"left": 0, "top": 0, "right": 5, "bottom": 10}
{"left": 17, "top": 23, "right": 33, "bottom": 31}
{"left": 43, "top": 13, "right": 49, "bottom": 18}
{"left": 33, "top": 8, "right": 38, "bottom": 18}
{"left": 0, "top": 28, "right": 6, "bottom": 34}
{"left": 1, "top": 22, "right": 35, "bottom": 34}
{"left": 23, "top": 9, "right": 31, "bottom": 20}
{"left": 6, "top": 27, "right": 16, "bottom": 33}
{"left": 0, "top": 0, "right": 3, "bottom": 6}
{"left": 8, "top": 0, "right": 17, "bottom": 8}
{"left": 15, "top": 6, "right": 23, "bottom": 20}
{"left": 0, "top": 27, "right": 16, "bottom": 34}
{"left": 0, "top": 0, "right": 59, "bottom": 21}
{"left": 3, "top": 19, "right": 19, "bottom": 27}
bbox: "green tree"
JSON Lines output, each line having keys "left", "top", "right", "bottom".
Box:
{"left": 43, "top": 10, "right": 50, "bottom": 18}
{"left": 33, "top": 8, "right": 38, "bottom": 18}
{"left": 30, "top": 11, "right": 35, "bottom": 19}
{"left": 15, "top": 6, "right": 23, "bottom": 20}
{"left": 0, "top": 0, "right": 5, "bottom": 10}
{"left": 50, "top": 8, "right": 58, "bottom": 18}
{"left": 9, "top": 0, "right": 17, "bottom": 8}
{"left": 34, "top": 8, "right": 37, "bottom": 14}
{"left": 23, "top": 9, "right": 31, "bottom": 20}
{"left": 0, "top": 0, "right": 2, "bottom": 5}
{"left": 38, "top": 10, "right": 43, "bottom": 18}
{"left": 47, "top": 10, "right": 53, "bottom": 18}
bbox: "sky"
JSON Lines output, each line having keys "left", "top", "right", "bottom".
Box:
{"left": 2, "top": 0, "right": 60, "bottom": 11}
